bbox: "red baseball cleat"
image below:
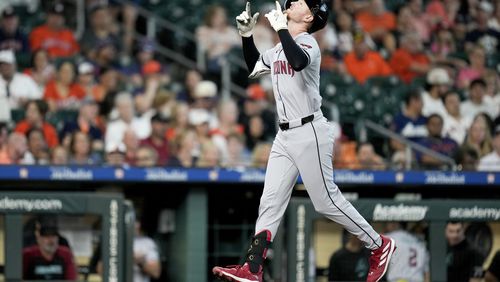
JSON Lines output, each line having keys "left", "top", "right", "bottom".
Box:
{"left": 213, "top": 263, "right": 262, "bottom": 282}
{"left": 366, "top": 235, "right": 397, "bottom": 282}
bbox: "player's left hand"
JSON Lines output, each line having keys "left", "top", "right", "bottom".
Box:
{"left": 265, "top": 1, "right": 288, "bottom": 32}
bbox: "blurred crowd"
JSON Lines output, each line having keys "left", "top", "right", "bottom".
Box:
{"left": 0, "top": 0, "right": 498, "bottom": 171}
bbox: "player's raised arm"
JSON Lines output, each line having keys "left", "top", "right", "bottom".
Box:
{"left": 265, "top": 1, "right": 309, "bottom": 71}
{"left": 236, "top": 2, "right": 261, "bottom": 71}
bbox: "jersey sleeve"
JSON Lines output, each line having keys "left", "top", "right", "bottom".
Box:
{"left": 260, "top": 48, "right": 272, "bottom": 69}
{"left": 295, "top": 34, "right": 320, "bottom": 65}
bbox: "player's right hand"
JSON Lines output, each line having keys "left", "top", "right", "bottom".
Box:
{"left": 236, "top": 2, "right": 260, "bottom": 37}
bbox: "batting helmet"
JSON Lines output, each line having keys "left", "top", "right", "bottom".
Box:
{"left": 283, "top": 0, "right": 329, "bottom": 33}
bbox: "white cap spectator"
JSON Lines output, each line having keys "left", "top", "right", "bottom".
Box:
{"left": 194, "top": 80, "right": 217, "bottom": 99}
{"left": 426, "top": 68, "right": 450, "bottom": 85}
{"left": 78, "top": 62, "right": 94, "bottom": 75}
{"left": 0, "top": 49, "right": 15, "bottom": 64}
{"left": 189, "top": 109, "right": 211, "bottom": 126}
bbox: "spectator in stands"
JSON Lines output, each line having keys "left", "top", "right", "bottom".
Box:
{"left": 355, "top": 0, "right": 396, "bottom": 51}
{"left": 69, "top": 131, "right": 101, "bottom": 165}
{"left": 191, "top": 80, "right": 218, "bottom": 120}
{"left": 27, "top": 128, "right": 49, "bottom": 165}
{"left": 92, "top": 39, "right": 118, "bottom": 72}
{"left": 250, "top": 142, "right": 272, "bottom": 168}
{"left": 105, "top": 93, "right": 151, "bottom": 153}
{"left": 195, "top": 5, "right": 240, "bottom": 78}
{"left": 177, "top": 69, "right": 203, "bottom": 104}
{"left": 461, "top": 78, "right": 498, "bottom": 120}
{"left": 333, "top": 10, "right": 355, "bottom": 59}
{"left": 24, "top": 49, "right": 55, "bottom": 92}
{"left": 196, "top": 140, "right": 220, "bottom": 168}
{"left": 406, "top": 0, "right": 431, "bottom": 43}
{"left": 344, "top": 30, "right": 392, "bottom": 84}
{"left": 416, "top": 114, "right": 458, "bottom": 169}
{"left": 455, "top": 145, "right": 479, "bottom": 171}
{"left": 0, "top": 49, "right": 41, "bottom": 120}
{"left": 140, "top": 113, "right": 170, "bottom": 166}
{"left": 355, "top": 142, "right": 386, "bottom": 170}
{"left": 465, "top": 1, "right": 500, "bottom": 55}
{"left": 105, "top": 143, "right": 126, "bottom": 167}
{"left": 430, "top": 27, "right": 460, "bottom": 64}
{"left": 81, "top": 3, "right": 120, "bottom": 59}
{"left": 166, "top": 102, "right": 189, "bottom": 143}
{"left": 390, "top": 91, "right": 427, "bottom": 151}
{"left": 389, "top": 33, "right": 430, "bottom": 84}
{"left": 60, "top": 99, "right": 102, "bottom": 149}
{"left": 135, "top": 145, "right": 158, "bottom": 167}
{"left": 173, "top": 129, "right": 199, "bottom": 168}
{"left": 239, "top": 84, "right": 276, "bottom": 149}
{"left": 425, "top": 0, "right": 457, "bottom": 30}
{"left": 29, "top": 3, "right": 79, "bottom": 59}
{"left": 328, "top": 230, "right": 369, "bottom": 281}
{"left": 44, "top": 60, "right": 86, "bottom": 111}
{"left": 457, "top": 45, "right": 488, "bottom": 90}
{"left": 485, "top": 69, "right": 500, "bottom": 99}
{"left": 23, "top": 218, "right": 77, "bottom": 280}
{"left": 0, "top": 6, "right": 29, "bottom": 54}
{"left": 123, "top": 129, "right": 139, "bottom": 166}
{"left": 15, "top": 100, "right": 58, "bottom": 148}
{"left": 442, "top": 91, "right": 471, "bottom": 145}
{"left": 485, "top": 249, "right": 500, "bottom": 282}
{"left": 0, "top": 132, "right": 33, "bottom": 164}
{"left": 92, "top": 67, "right": 119, "bottom": 115}
{"left": 463, "top": 114, "right": 494, "bottom": 159}
{"left": 121, "top": 38, "right": 157, "bottom": 88}
{"left": 225, "top": 132, "right": 250, "bottom": 167}
{"left": 421, "top": 68, "right": 450, "bottom": 117}
{"left": 77, "top": 62, "right": 96, "bottom": 99}
{"left": 385, "top": 221, "right": 430, "bottom": 282}
{"left": 477, "top": 125, "right": 500, "bottom": 171}
{"left": 446, "top": 221, "right": 484, "bottom": 282}
{"left": 133, "top": 212, "right": 161, "bottom": 282}
{"left": 189, "top": 108, "right": 212, "bottom": 145}
{"left": 50, "top": 145, "right": 69, "bottom": 165}
{"left": 212, "top": 99, "right": 243, "bottom": 163}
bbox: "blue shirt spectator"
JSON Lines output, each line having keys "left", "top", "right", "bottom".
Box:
{"left": 416, "top": 114, "right": 458, "bottom": 169}
{"left": 390, "top": 91, "right": 427, "bottom": 151}
{"left": 0, "top": 7, "right": 30, "bottom": 53}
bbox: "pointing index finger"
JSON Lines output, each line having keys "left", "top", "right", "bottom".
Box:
{"left": 246, "top": 2, "right": 251, "bottom": 14}
{"left": 275, "top": 1, "right": 281, "bottom": 12}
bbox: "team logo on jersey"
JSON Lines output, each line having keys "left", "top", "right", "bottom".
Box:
{"left": 300, "top": 43, "right": 312, "bottom": 49}
{"left": 273, "top": 60, "right": 295, "bottom": 77}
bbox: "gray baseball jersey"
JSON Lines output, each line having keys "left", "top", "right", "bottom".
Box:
{"left": 386, "top": 230, "right": 429, "bottom": 282}
{"left": 260, "top": 32, "right": 322, "bottom": 122}
{"left": 253, "top": 32, "right": 381, "bottom": 251}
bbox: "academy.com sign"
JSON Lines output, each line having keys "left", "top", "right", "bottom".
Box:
{"left": 373, "top": 203, "right": 429, "bottom": 221}
{"left": 449, "top": 206, "right": 500, "bottom": 220}
{"left": 0, "top": 196, "right": 63, "bottom": 211}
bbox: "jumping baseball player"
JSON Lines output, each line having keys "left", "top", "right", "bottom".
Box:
{"left": 213, "top": 1, "right": 396, "bottom": 281}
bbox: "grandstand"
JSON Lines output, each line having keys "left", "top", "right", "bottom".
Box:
{"left": 0, "top": 0, "right": 499, "bottom": 281}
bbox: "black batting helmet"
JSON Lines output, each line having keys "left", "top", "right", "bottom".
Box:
{"left": 284, "top": 0, "right": 329, "bottom": 33}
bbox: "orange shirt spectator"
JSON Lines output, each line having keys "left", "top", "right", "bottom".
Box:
{"left": 15, "top": 121, "right": 58, "bottom": 148}
{"left": 344, "top": 51, "right": 392, "bottom": 84}
{"left": 29, "top": 4, "right": 79, "bottom": 59}
{"left": 30, "top": 25, "right": 79, "bottom": 59}
{"left": 356, "top": 11, "right": 396, "bottom": 34}
{"left": 44, "top": 80, "right": 85, "bottom": 101}
{"left": 390, "top": 49, "right": 430, "bottom": 84}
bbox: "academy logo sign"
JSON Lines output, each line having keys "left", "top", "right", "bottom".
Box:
{"left": 373, "top": 203, "right": 429, "bottom": 221}
{"left": 449, "top": 206, "right": 500, "bottom": 220}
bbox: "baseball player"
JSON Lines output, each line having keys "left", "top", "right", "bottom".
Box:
{"left": 385, "top": 222, "right": 430, "bottom": 282}
{"left": 212, "top": 1, "right": 396, "bottom": 281}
